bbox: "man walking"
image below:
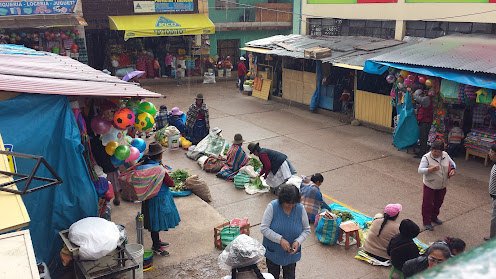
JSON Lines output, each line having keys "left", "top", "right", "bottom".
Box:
{"left": 237, "top": 56, "right": 247, "bottom": 92}
{"left": 485, "top": 144, "right": 496, "bottom": 241}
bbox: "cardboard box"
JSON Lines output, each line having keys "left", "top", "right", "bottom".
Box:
{"left": 304, "top": 47, "right": 332, "bottom": 59}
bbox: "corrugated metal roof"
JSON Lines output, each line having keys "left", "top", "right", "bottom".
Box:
{"left": 0, "top": 46, "right": 162, "bottom": 98}
{"left": 369, "top": 34, "right": 496, "bottom": 75}
{"left": 244, "top": 34, "right": 408, "bottom": 67}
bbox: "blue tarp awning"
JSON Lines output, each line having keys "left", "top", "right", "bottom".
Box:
{"left": 364, "top": 60, "right": 496, "bottom": 90}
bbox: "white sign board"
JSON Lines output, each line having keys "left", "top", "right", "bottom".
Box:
{"left": 134, "top": 1, "right": 156, "bottom": 13}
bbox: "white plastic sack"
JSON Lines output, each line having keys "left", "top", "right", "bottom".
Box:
{"left": 197, "top": 155, "right": 208, "bottom": 169}
{"left": 68, "top": 217, "right": 120, "bottom": 260}
{"left": 239, "top": 165, "right": 258, "bottom": 178}
{"left": 203, "top": 74, "right": 216, "bottom": 84}
{"left": 164, "top": 126, "right": 181, "bottom": 137}
{"left": 93, "top": 165, "right": 107, "bottom": 178}
{"left": 285, "top": 175, "right": 303, "bottom": 190}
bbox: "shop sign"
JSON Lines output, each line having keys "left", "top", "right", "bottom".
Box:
{"left": 308, "top": 0, "right": 396, "bottom": 3}
{"left": 3, "top": 144, "right": 17, "bottom": 173}
{"left": 0, "top": 0, "right": 77, "bottom": 16}
{"left": 134, "top": 1, "right": 156, "bottom": 13}
{"left": 155, "top": 0, "right": 194, "bottom": 12}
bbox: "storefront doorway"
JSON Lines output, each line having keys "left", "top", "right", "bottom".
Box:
{"left": 217, "top": 39, "right": 239, "bottom": 70}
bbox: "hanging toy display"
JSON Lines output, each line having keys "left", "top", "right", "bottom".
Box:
{"left": 135, "top": 112, "right": 155, "bottom": 132}
{"left": 113, "top": 108, "right": 136, "bottom": 130}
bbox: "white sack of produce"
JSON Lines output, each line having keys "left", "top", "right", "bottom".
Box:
{"left": 197, "top": 155, "right": 208, "bottom": 169}
{"left": 68, "top": 217, "right": 120, "bottom": 260}
{"left": 239, "top": 165, "right": 258, "bottom": 178}
{"left": 164, "top": 126, "right": 181, "bottom": 137}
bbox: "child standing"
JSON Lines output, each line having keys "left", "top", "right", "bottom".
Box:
{"left": 176, "top": 64, "right": 183, "bottom": 86}
{"left": 447, "top": 121, "right": 464, "bottom": 158}
{"left": 339, "top": 89, "right": 351, "bottom": 113}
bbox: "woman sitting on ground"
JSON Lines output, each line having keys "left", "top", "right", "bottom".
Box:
{"left": 402, "top": 241, "right": 452, "bottom": 278}
{"left": 387, "top": 219, "right": 421, "bottom": 271}
{"left": 218, "top": 234, "right": 274, "bottom": 279}
{"left": 217, "top": 133, "right": 249, "bottom": 181}
{"left": 363, "top": 204, "right": 402, "bottom": 262}
{"left": 168, "top": 107, "right": 186, "bottom": 135}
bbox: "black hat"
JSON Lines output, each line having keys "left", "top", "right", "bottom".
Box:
{"left": 232, "top": 134, "right": 245, "bottom": 144}
{"left": 144, "top": 142, "right": 165, "bottom": 156}
{"left": 247, "top": 142, "right": 259, "bottom": 154}
{"left": 195, "top": 93, "right": 204, "bottom": 100}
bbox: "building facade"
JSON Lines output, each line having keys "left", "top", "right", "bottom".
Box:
{"left": 302, "top": 1, "right": 496, "bottom": 40}
{"left": 208, "top": 0, "right": 299, "bottom": 69}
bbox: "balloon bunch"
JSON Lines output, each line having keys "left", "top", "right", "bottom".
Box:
{"left": 90, "top": 99, "right": 158, "bottom": 166}
{"left": 42, "top": 29, "right": 79, "bottom": 41}
{"left": 386, "top": 68, "right": 439, "bottom": 106}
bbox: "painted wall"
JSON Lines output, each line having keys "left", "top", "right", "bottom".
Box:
{"left": 208, "top": 0, "right": 292, "bottom": 23}
{"left": 302, "top": 1, "right": 496, "bottom": 36}
{"left": 210, "top": 29, "right": 292, "bottom": 57}
{"left": 293, "top": 0, "right": 302, "bottom": 34}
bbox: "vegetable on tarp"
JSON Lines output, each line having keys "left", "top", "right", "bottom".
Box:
{"left": 330, "top": 209, "right": 354, "bottom": 222}
{"left": 249, "top": 157, "right": 262, "bottom": 171}
{"left": 170, "top": 169, "right": 190, "bottom": 192}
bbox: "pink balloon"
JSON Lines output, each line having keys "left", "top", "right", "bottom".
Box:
{"left": 418, "top": 76, "right": 426, "bottom": 84}
{"left": 125, "top": 146, "right": 140, "bottom": 162}
{"left": 91, "top": 115, "right": 112, "bottom": 135}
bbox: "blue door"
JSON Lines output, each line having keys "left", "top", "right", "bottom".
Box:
{"left": 319, "top": 85, "right": 334, "bottom": 110}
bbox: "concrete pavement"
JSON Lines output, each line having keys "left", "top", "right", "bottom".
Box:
{"left": 113, "top": 79, "right": 492, "bottom": 278}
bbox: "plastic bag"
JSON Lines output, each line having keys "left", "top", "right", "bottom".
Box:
{"left": 164, "top": 126, "right": 180, "bottom": 137}
{"left": 218, "top": 234, "right": 265, "bottom": 270}
{"left": 197, "top": 155, "right": 208, "bottom": 169}
{"left": 238, "top": 165, "right": 258, "bottom": 178}
{"left": 230, "top": 217, "right": 249, "bottom": 234}
{"left": 203, "top": 74, "right": 216, "bottom": 84}
{"left": 68, "top": 217, "right": 120, "bottom": 260}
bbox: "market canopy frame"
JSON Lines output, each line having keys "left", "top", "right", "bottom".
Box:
{"left": 109, "top": 14, "right": 215, "bottom": 39}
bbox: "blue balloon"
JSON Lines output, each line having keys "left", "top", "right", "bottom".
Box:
{"left": 111, "top": 155, "right": 124, "bottom": 166}
{"left": 131, "top": 138, "right": 146, "bottom": 153}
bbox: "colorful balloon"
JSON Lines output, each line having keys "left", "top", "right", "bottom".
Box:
{"left": 138, "top": 102, "right": 157, "bottom": 117}
{"left": 400, "top": 70, "right": 409, "bottom": 78}
{"left": 114, "top": 145, "right": 131, "bottom": 161}
{"left": 111, "top": 155, "right": 124, "bottom": 166}
{"left": 396, "top": 77, "right": 404, "bottom": 83}
{"left": 131, "top": 138, "right": 147, "bottom": 153}
{"left": 114, "top": 108, "right": 135, "bottom": 130}
{"left": 397, "top": 82, "right": 405, "bottom": 89}
{"left": 404, "top": 79, "right": 413, "bottom": 87}
{"left": 90, "top": 115, "right": 112, "bottom": 135}
{"left": 125, "top": 146, "right": 140, "bottom": 162}
{"left": 386, "top": 75, "right": 395, "bottom": 84}
{"left": 418, "top": 76, "right": 426, "bottom": 84}
{"left": 425, "top": 79, "right": 433, "bottom": 88}
{"left": 105, "top": 141, "right": 119, "bottom": 156}
{"left": 135, "top": 112, "right": 155, "bottom": 132}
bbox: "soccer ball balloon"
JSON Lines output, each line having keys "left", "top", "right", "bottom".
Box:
{"left": 139, "top": 102, "right": 157, "bottom": 117}
{"left": 135, "top": 112, "right": 154, "bottom": 132}
{"left": 114, "top": 108, "right": 135, "bottom": 129}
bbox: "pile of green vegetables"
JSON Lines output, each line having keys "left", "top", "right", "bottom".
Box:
{"left": 331, "top": 209, "right": 354, "bottom": 222}
{"left": 170, "top": 169, "right": 190, "bottom": 192}
{"left": 249, "top": 157, "right": 262, "bottom": 171}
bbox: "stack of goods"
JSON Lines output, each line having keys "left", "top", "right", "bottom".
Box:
{"left": 464, "top": 128, "right": 496, "bottom": 153}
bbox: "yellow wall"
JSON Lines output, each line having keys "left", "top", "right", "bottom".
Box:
{"left": 282, "top": 68, "right": 316, "bottom": 105}
{"left": 302, "top": 1, "right": 496, "bottom": 39}
{"left": 355, "top": 90, "right": 392, "bottom": 128}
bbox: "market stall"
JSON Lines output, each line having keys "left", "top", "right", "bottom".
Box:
{"left": 364, "top": 34, "right": 496, "bottom": 162}
{"left": 106, "top": 14, "right": 214, "bottom": 78}
{"left": 0, "top": 45, "right": 162, "bottom": 276}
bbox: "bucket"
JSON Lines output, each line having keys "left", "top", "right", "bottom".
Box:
{"left": 168, "top": 134, "right": 181, "bottom": 150}
{"left": 126, "top": 243, "right": 144, "bottom": 279}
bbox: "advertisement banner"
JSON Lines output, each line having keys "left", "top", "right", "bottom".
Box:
{"left": 155, "top": 0, "right": 194, "bottom": 12}
{"left": 0, "top": 0, "right": 77, "bottom": 16}
{"left": 308, "top": 0, "right": 396, "bottom": 3}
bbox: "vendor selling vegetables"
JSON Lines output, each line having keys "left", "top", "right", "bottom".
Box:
{"left": 248, "top": 143, "right": 296, "bottom": 194}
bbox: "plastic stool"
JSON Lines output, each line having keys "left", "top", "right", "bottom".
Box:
{"left": 389, "top": 266, "right": 403, "bottom": 279}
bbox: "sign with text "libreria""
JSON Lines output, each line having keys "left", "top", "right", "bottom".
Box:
{"left": 307, "top": 0, "right": 396, "bottom": 3}
{"left": 0, "top": 0, "right": 77, "bottom": 16}
{"left": 155, "top": 0, "right": 193, "bottom": 12}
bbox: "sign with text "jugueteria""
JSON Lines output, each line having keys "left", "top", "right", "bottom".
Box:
{"left": 0, "top": 0, "right": 77, "bottom": 16}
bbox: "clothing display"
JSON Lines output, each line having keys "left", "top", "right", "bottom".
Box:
{"left": 464, "top": 128, "right": 496, "bottom": 153}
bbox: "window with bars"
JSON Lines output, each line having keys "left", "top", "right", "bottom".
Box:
{"left": 215, "top": 0, "right": 237, "bottom": 10}
{"left": 307, "top": 18, "right": 395, "bottom": 39}
{"left": 405, "top": 21, "right": 496, "bottom": 39}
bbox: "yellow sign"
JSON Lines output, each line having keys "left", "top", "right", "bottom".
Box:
{"left": 109, "top": 14, "right": 215, "bottom": 38}
{"left": 3, "top": 144, "right": 16, "bottom": 173}
{"left": 133, "top": 1, "right": 156, "bottom": 13}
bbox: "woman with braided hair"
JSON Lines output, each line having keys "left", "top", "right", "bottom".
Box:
{"left": 363, "top": 204, "right": 402, "bottom": 262}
